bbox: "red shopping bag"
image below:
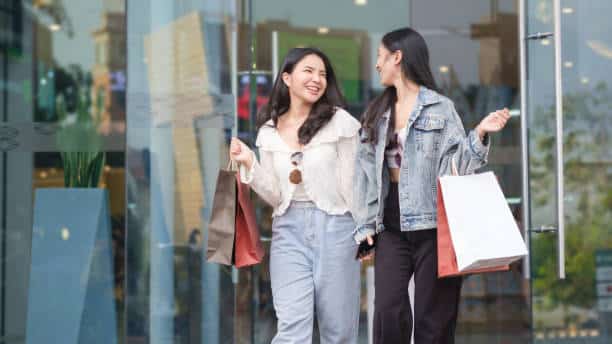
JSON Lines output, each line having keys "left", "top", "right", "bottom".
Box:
{"left": 234, "top": 170, "right": 264, "bottom": 268}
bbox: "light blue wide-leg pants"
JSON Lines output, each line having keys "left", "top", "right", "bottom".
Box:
{"left": 270, "top": 202, "right": 361, "bottom": 344}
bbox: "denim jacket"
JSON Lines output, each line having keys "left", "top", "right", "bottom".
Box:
{"left": 352, "top": 86, "right": 490, "bottom": 243}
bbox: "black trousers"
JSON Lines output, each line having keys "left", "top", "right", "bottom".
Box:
{"left": 373, "top": 182, "right": 462, "bottom": 344}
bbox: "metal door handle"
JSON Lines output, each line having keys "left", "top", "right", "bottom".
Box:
{"left": 519, "top": 0, "right": 531, "bottom": 279}
{"left": 553, "top": 0, "right": 566, "bottom": 279}
{"left": 519, "top": 0, "right": 566, "bottom": 279}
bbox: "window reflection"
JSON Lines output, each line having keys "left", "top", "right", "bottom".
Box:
{"left": 1, "top": 0, "right": 126, "bottom": 343}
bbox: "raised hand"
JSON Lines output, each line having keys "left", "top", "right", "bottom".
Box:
{"left": 476, "top": 108, "right": 511, "bottom": 140}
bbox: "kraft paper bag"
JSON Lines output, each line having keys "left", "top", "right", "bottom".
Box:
{"left": 206, "top": 161, "right": 264, "bottom": 268}
{"left": 206, "top": 161, "right": 238, "bottom": 265}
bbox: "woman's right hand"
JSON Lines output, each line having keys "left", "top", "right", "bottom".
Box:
{"left": 230, "top": 137, "right": 254, "bottom": 169}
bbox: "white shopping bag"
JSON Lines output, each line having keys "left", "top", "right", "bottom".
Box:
{"left": 438, "top": 171, "right": 528, "bottom": 274}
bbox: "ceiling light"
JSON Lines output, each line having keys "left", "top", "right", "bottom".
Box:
{"left": 61, "top": 227, "right": 70, "bottom": 241}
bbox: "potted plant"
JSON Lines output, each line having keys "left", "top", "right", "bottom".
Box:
{"left": 56, "top": 88, "right": 106, "bottom": 188}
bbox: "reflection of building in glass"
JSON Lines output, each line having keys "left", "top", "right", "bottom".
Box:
{"left": 471, "top": 13, "right": 519, "bottom": 89}
{"left": 141, "top": 10, "right": 237, "bottom": 343}
{"left": 92, "top": 12, "right": 126, "bottom": 135}
{"left": 144, "top": 11, "right": 211, "bottom": 243}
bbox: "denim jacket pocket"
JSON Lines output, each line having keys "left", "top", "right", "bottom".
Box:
{"left": 413, "top": 116, "right": 446, "bottom": 158}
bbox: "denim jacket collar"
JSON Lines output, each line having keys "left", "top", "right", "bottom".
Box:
{"left": 381, "top": 86, "right": 442, "bottom": 121}
{"left": 419, "top": 86, "right": 443, "bottom": 106}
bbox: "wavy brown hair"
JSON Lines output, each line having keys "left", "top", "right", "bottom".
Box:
{"left": 256, "top": 47, "right": 346, "bottom": 145}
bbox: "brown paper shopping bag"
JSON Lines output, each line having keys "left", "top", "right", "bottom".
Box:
{"left": 206, "top": 161, "right": 264, "bottom": 267}
{"left": 206, "top": 161, "right": 238, "bottom": 265}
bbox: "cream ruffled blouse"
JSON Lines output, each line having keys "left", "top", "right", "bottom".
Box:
{"left": 241, "top": 108, "right": 360, "bottom": 218}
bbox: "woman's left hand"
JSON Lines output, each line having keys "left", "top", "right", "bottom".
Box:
{"left": 476, "top": 108, "right": 511, "bottom": 140}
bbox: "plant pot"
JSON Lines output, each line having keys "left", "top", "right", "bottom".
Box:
{"left": 26, "top": 188, "right": 117, "bottom": 344}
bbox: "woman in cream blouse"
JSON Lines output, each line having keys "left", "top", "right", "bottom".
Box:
{"left": 230, "top": 47, "right": 361, "bottom": 344}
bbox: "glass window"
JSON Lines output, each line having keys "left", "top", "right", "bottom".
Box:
{"left": 126, "top": 1, "right": 240, "bottom": 342}
{"left": 0, "top": 0, "right": 126, "bottom": 343}
{"left": 528, "top": 1, "right": 612, "bottom": 341}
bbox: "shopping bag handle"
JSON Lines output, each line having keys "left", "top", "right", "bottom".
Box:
{"left": 451, "top": 157, "right": 459, "bottom": 176}
{"left": 227, "top": 159, "right": 238, "bottom": 171}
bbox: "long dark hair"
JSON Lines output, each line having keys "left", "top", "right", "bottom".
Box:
{"left": 361, "top": 28, "right": 440, "bottom": 144}
{"left": 256, "top": 47, "right": 346, "bottom": 145}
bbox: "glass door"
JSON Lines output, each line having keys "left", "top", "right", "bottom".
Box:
{"left": 521, "top": 0, "right": 612, "bottom": 342}
{"left": 414, "top": 1, "right": 530, "bottom": 343}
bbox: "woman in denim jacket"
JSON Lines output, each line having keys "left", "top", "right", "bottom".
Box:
{"left": 353, "top": 28, "right": 510, "bottom": 343}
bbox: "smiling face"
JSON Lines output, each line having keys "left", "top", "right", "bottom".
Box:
{"left": 375, "top": 43, "right": 401, "bottom": 87}
{"left": 282, "top": 53, "right": 328, "bottom": 105}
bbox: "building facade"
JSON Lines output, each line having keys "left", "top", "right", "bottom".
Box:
{"left": 1, "top": 0, "right": 611, "bottom": 343}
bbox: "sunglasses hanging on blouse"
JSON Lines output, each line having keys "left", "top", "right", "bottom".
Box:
{"left": 289, "top": 151, "right": 303, "bottom": 184}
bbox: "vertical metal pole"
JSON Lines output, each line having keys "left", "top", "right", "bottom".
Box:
{"left": 272, "top": 31, "right": 279, "bottom": 79}
{"left": 1, "top": 36, "right": 7, "bottom": 343}
{"left": 518, "top": 0, "right": 531, "bottom": 280}
{"left": 553, "top": 0, "right": 565, "bottom": 279}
